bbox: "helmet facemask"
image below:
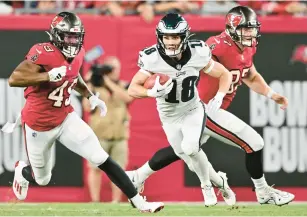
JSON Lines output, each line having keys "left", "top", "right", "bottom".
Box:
{"left": 157, "top": 32, "right": 190, "bottom": 57}
{"left": 234, "top": 26, "right": 260, "bottom": 47}
{"left": 51, "top": 28, "right": 84, "bottom": 58}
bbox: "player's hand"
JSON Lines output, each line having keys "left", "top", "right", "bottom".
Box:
{"left": 89, "top": 92, "right": 108, "bottom": 117}
{"left": 272, "top": 93, "right": 288, "bottom": 110}
{"left": 48, "top": 66, "right": 67, "bottom": 82}
{"left": 147, "top": 76, "right": 173, "bottom": 98}
{"left": 206, "top": 92, "right": 225, "bottom": 117}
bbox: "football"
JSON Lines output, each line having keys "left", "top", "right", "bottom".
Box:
{"left": 144, "top": 73, "right": 170, "bottom": 89}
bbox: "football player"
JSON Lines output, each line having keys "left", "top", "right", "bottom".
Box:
{"left": 4, "top": 11, "right": 163, "bottom": 213}
{"left": 127, "top": 6, "right": 294, "bottom": 206}
{"left": 128, "top": 13, "right": 235, "bottom": 206}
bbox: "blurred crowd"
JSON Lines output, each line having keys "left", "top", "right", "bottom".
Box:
{"left": 1, "top": 1, "right": 307, "bottom": 21}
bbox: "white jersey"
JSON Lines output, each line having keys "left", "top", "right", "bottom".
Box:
{"left": 138, "top": 40, "right": 212, "bottom": 123}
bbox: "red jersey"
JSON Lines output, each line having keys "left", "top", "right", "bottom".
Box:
{"left": 22, "top": 42, "right": 85, "bottom": 131}
{"left": 198, "top": 31, "right": 256, "bottom": 109}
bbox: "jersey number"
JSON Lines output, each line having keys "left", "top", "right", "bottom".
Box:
{"left": 165, "top": 76, "right": 198, "bottom": 103}
{"left": 48, "top": 78, "right": 78, "bottom": 107}
{"left": 228, "top": 68, "right": 249, "bottom": 94}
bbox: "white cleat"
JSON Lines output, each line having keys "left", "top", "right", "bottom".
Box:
{"left": 216, "top": 171, "right": 236, "bottom": 206}
{"left": 256, "top": 186, "right": 295, "bottom": 206}
{"left": 12, "top": 161, "right": 29, "bottom": 200}
{"left": 138, "top": 202, "right": 164, "bottom": 213}
{"left": 126, "top": 170, "right": 144, "bottom": 193}
{"left": 202, "top": 185, "right": 217, "bottom": 207}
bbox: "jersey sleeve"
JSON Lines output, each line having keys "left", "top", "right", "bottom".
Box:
{"left": 189, "top": 40, "right": 212, "bottom": 70}
{"left": 25, "top": 43, "right": 54, "bottom": 66}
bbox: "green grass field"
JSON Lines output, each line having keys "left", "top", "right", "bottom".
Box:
{"left": 0, "top": 203, "right": 306, "bottom": 216}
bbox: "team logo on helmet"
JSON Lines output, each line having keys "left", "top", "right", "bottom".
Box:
{"left": 51, "top": 16, "right": 64, "bottom": 28}
{"left": 227, "top": 14, "right": 243, "bottom": 28}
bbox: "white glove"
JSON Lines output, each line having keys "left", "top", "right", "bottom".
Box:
{"left": 89, "top": 92, "right": 107, "bottom": 117}
{"left": 147, "top": 76, "right": 173, "bottom": 98}
{"left": 206, "top": 92, "right": 225, "bottom": 117}
{"left": 48, "top": 66, "right": 67, "bottom": 82}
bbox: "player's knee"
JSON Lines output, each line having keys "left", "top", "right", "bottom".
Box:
{"left": 35, "top": 174, "right": 51, "bottom": 186}
{"left": 181, "top": 142, "right": 199, "bottom": 157}
{"left": 89, "top": 150, "right": 109, "bottom": 167}
{"left": 249, "top": 133, "right": 264, "bottom": 152}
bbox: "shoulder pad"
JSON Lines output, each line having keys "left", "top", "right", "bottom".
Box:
{"left": 189, "top": 40, "right": 211, "bottom": 58}
{"left": 137, "top": 45, "right": 159, "bottom": 71}
{"left": 25, "top": 43, "right": 56, "bottom": 65}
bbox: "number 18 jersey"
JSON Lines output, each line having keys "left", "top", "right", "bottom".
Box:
{"left": 138, "top": 40, "right": 212, "bottom": 123}
{"left": 22, "top": 42, "right": 84, "bottom": 131}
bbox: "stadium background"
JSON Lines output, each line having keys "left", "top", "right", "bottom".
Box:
{"left": 0, "top": 14, "right": 307, "bottom": 203}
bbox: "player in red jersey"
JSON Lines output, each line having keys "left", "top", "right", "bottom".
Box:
{"left": 3, "top": 12, "right": 163, "bottom": 213}
{"left": 126, "top": 6, "right": 294, "bottom": 206}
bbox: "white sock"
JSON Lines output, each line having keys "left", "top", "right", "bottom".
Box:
{"left": 136, "top": 161, "right": 155, "bottom": 183}
{"left": 188, "top": 151, "right": 211, "bottom": 187}
{"left": 130, "top": 194, "right": 145, "bottom": 209}
{"left": 208, "top": 163, "right": 223, "bottom": 187}
{"left": 252, "top": 175, "right": 268, "bottom": 190}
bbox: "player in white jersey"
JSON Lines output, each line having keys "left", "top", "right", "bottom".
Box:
{"left": 128, "top": 13, "right": 235, "bottom": 206}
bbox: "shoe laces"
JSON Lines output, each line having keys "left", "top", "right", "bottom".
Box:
{"left": 265, "top": 185, "right": 286, "bottom": 196}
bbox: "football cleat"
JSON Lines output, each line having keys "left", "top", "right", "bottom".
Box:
{"left": 126, "top": 170, "right": 145, "bottom": 193}
{"left": 216, "top": 171, "right": 236, "bottom": 206}
{"left": 138, "top": 202, "right": 164, "bottom": 213}
{"left": 256, "top": 186, "right": 295, "bottom": 206}
{"left": 12, "top": 161, "right": 29, "bottom": 200}
{"left": 202, "top": 184, "right": 217, "bottom": 207}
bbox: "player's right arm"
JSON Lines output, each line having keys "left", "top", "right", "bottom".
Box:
{"left": 8, "top": 44, "right": 66, "bottom": 87}
{"left": 8, "top": 60, "right": 49, "bottom": 87}
{"left": 128, "top": 49, "right": 173, "bottom": 98}
{"left": 128, "top": 70, "right": 151, "bottom": 98}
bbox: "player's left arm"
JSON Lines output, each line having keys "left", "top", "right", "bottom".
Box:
{"left": 202, "top": 59, "right": 232, "bottom": 115}
{"left": 74, "top": 74, "right": 93, "bottom": 99}
{"left": 75, "top": 74, "right": 108, "bottom": 116}
{"left": 242, "top": 63, "right": 288, "bottom": 110}
{"left": 202, "top": 59, "right": 232, "bottom": 95}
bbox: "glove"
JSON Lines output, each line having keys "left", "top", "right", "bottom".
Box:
{"left": 147, "top": 76, "right": 174, "bottom": 98}
{"left": 206, "top": 92, "right": 225, "bottom": 117}
{"left": 89, "top": 92, "right": 108, "bottom": 117}
{"left": 48, "top": 66, "right": 67, "bottom": 82}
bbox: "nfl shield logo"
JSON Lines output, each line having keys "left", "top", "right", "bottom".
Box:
{"left": 176, "top": 64, "right": 182, "bottom": 70}
{"left": 32, "top": 132, "right": 37, "bottom": 137}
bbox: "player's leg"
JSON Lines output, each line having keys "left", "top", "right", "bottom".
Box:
{"left": 109, "top": 139, "right": 129, "bottom": 203}
{"left": 13, "top": 123, "right": 57, "bottom": 200}
{"left": 205, "top": 109, "right": 294, "bottom": 205}
{"left": 87, "top": 140, "right": 111, "bottom": 203}
{"left": 58, "top": 112, "right": 164, "bottom": 213}
{"left": 199, "top": 135, "right": 236, "bottom": 206}
{"left": 180, "top": 103, "right": 217, "bottom": 206}
{"left": 126, "top": 146, "right": 181, "bottom": 192}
